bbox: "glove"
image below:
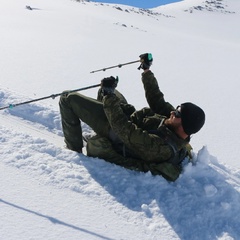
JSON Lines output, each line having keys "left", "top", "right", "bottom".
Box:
{"left": 101, "top": 76, "right": 118, "bottom": 96}
{"left": 138, "top": 53, "right": 153, "bottom": 70}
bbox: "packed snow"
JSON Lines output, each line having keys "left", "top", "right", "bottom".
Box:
{"left": 0, "top": 0, "right": 240, "bottom": 239}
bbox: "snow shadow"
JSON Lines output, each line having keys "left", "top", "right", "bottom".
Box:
{"left": 0, "top": 198, "right": 114, "bottom": 240}
{"left": 82, "top": 147, "right": 240, "bottom": 240}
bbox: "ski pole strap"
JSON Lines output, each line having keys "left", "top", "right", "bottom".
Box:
{"left": 0, "top": 83, "right": 101, "bottom": 111}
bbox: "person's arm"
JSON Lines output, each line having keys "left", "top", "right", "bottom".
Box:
{"left": 142, "top": 70, "right": 174, "bottom": 117}
{"left": 103, "top": 94, "right": 172, "bottom": 162}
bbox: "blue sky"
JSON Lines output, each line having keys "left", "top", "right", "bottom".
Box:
{"left": 92, "top": 0, "right": 181, "bottom": 8}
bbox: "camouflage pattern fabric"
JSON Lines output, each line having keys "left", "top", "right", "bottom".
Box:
{"left": 60, "top": 71, "right": 190, "bottom": 181}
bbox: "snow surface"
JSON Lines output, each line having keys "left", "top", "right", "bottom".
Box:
{"left": 0, "top": 0, "right": 240, "bottom": 239}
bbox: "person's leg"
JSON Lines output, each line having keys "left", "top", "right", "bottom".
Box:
{"left": 59, "top": 92, "right": 110, "bottom": 152}
{"left": 97, "top": 88, "right": 128, "bottom": 104}
{"left": 87, "top": 135, "right": 144, "bottom": 170}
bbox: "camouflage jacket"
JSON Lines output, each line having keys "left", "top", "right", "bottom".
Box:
{"left": 102, "top": 71, "right": 190, "bottom": 181}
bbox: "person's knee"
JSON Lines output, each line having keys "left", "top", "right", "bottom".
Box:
{"left": 59, "top": 91, "right": 70, "bottom": 106}
{"left": 60, "top": 92, "right": 82, "bottom": 109}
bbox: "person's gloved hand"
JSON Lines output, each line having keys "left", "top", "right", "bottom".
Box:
{"left": 101, "top": 76, "right": 118, "bottom": 95}
{"left": 138, "top": 53, "right": 153, "bottom": 70}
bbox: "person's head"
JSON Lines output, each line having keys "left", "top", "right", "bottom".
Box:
{"left": 165, "top": 102, "right": 205, "bottom": 139}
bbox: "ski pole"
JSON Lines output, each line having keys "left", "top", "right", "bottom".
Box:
{"left": 90, "top": 60, "right": 140, "bottom": 73}
{"left": 0, "top": 83, "right": 101, "bottom": 111}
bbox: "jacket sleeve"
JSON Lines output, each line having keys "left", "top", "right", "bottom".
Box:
{"left": 103, "top": 94, "right": 173, "bottom": 162}
{"left": 142, "top": 70, "right": 174, "bottom": 117}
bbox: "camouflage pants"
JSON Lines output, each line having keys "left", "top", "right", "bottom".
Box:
{"left": 59, "top": 89, "right": 127, "bottom": 152}
{"left": 59, "top": 92, "right": 111, "bottom": 151}
{"left": 87, "top": 135, "right": 144, "bottom": 171}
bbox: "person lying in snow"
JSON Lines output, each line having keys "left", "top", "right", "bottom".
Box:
{"left": 59, "top": 53, "right": 205, "bottom": 181}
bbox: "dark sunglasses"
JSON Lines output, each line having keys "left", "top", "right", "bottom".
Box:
{"left": 173, "top": 106, "right": 181, "bottom": 118}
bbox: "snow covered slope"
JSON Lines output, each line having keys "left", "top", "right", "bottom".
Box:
{"left": 0, "top": 0, "right": 240, "bottom": 239}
